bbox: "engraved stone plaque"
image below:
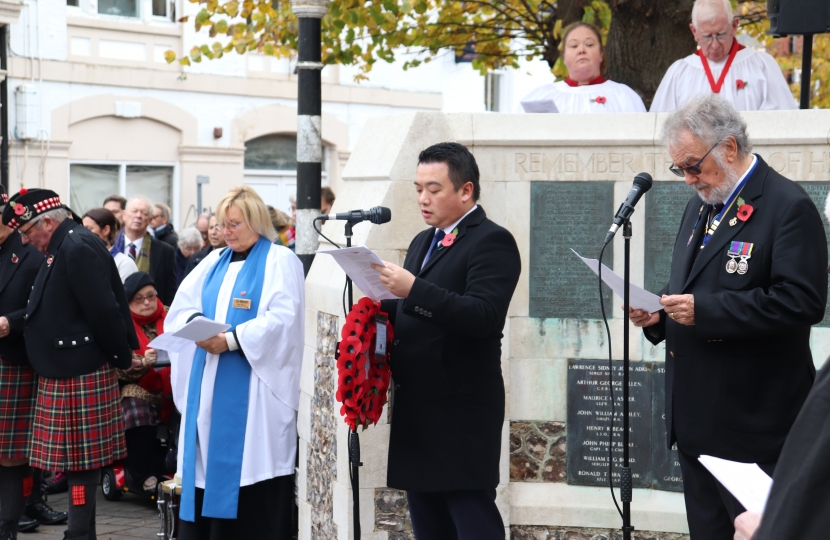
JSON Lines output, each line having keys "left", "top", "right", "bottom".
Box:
{"left": 650, "top": 364, "right": 684, "bottom": 491}
{"left": 644, "top": 182, "right": 696, "bottom": 295}
{"left": 566, "top": 360, "right": 653, "bottom": 488}
{"left": 797, "top": 182, "right": 830, "bottom": 327}
{"left": 530, "top": 182, "right": 614, "bottom": 319}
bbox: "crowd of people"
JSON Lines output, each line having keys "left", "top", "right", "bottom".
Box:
{"left": 0, "top": 183, "right": 335, "bottom": 540}
{"left": 520, "top": 0, "right": 796, "bottom": 114}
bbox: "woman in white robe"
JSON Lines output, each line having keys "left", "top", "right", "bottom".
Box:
{"left": 519, "top": 22, "right": 646, "bottom": 114}
{"left": 166, "top": 185, "right": 304, "bottom": 540}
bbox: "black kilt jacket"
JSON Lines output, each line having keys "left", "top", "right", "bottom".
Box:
{"left": 645, "top": 156, "right": 828, "bottom": 464}
{"left": 147, "top": 234, "right": 178, "bottom": 306}
{"left": 381, "top": 206, "right": 521, "bottom": 491}
{"left": 24, "top": 219, "right": 138, "bottom": 379}
{"left": 0, "top": 233, "right": 42, "bottom": 364}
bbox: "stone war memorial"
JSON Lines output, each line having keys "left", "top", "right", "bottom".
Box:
{"left": 297, "top": 110, "right": 830, "bottom": 539}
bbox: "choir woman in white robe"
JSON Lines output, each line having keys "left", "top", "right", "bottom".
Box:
{"left": 519, "top": 22, "right": 646, "bottom": 114}
{"left": 167, "top": 185, "right": 304, "bottom": 539}
{"left": 650, "top": 0, "right": 796, "bottom": 112}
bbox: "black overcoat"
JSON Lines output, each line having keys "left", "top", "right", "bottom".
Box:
{"left": 381, "top": 206, "right": 521, "bottom": 492}
{"left": 0, "top": 233, "right": 42, "bottom": 364}
{"left": 147, "top": 235, "right": 178, "bottom": 305}
{"left": 24, "top": 219, "right": 138, "bottom": 379}
{"left": 645, "top": 156, "right": 828, "bottom": 464}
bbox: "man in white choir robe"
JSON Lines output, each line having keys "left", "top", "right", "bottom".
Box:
{"left": 166, "top": 186, "right": 304, "bottom": 540}
{"left": 650, "top": 0, "right": 796, "bottom": 112}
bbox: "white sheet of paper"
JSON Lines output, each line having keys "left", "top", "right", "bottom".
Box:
{"left": 698, "top": 455, "right": 773, "bottom": 513}
{"left": 521, "top": 99, "right": 560, "bottom": 113}
{"left": 147, "top": 317, "right": 231, "bottom": 353}
{"left": 171, "top": 316, "right": 231, "bottom": 341}
{"left": 572, "top": 249, "right": 664, "bottom": 313}
{"left": 317, "top": 245, "right": 401, "bottom": 301}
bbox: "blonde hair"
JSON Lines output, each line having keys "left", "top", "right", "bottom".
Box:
{"left": 216, "top": 186, "right": 277, "bottom": 241}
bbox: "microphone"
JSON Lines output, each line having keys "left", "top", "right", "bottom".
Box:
{"left": 604, "top": 173, "right": 653, "bottom": 245}
{"left": 316, "top": 206, "right": 392, "bottom": 225}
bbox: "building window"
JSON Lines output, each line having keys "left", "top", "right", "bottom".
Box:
{"left": 98, "top": 0, "right": 138, "bottom": 17}
{"left": 152, "top": 0, "right": 172, "bottom": 18}
{"left": 243, "top": 134, "right": 327, "bottom": 216}
{"left": 67, "top": 0, "right": 80, "bottom": 6}
{"left": 485, "top": 72, "right": 503, "bottom": 112}
{"left": 70, "top": 163, "right": 174, "bottom": 217}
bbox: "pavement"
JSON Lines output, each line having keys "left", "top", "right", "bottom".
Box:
{"left": 26, "top": 489, "right": 161, "bottom": 540}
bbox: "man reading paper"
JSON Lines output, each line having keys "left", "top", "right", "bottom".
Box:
{"left": 372, "top": 142, "right": 520, "bottom": 540}
{"left": 630, "top": 95, "right": 826, "bottom": 540}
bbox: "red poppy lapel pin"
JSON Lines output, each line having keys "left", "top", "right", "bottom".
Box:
{"left": 594, "top": 96, "right": 607, "bottom": 104}
{"left": 735, "top": 197, "right": 754, "bottom": 223}
{"left": 736, "top": 79, "right": 747, "bottom": 91}
{"left": 10, "top": 254, "right": 18, "bottom": 264}
{"left": 437, "top": 227, "right": 459, "bottom": 251}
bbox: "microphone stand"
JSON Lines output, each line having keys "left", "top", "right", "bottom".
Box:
{"left": 343, "top": 220, "right": 362, "bottom": 540}
{"left": 621, "top": 219, "right": 634, "bottom": 540}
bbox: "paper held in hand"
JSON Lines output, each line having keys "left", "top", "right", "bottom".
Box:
{"left": 317, "top": 245, "right": 401, "bottom": 302}
{"left": 147, "top": 316, "right": 231, "bottom": 353}
{"left": 698, "top": 455, "right": 773, "bottom": 513}
{"left": 571, "top": 249, "right": 664, "bottom": 313}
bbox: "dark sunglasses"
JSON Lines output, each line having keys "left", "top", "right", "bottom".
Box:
{"left": 669, "top": 140, "right": 722, "bottom": 177}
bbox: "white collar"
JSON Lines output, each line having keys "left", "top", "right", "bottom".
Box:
{"left": 720, "top": 154, "right": 757, "bottom": 204}
{"left": 437, "top": 205, "right": 478, "bottom": 236}
{"left": 124, "top": 233, "right": 145, "bottom": 255}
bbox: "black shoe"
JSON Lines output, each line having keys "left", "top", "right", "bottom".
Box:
{"left": 16, "top": 515, "right": 37, "bottom": 533}
{"left": 24, "top": 501, "right": 68, "bottom": 526}
{"left": 45, "top": 472, "right": 68, "bottom": 495}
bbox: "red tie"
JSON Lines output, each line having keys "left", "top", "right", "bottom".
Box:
{"left": 129, "top": 243, "right": 137, "bottom": 260}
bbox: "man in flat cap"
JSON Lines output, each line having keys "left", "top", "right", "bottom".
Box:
{"left": 2, "top": 188, "right": 138, "bottom": 540}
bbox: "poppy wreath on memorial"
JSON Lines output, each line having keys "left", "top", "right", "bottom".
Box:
{"left": 335, "top": 297, "right": 394, "bottom": 430}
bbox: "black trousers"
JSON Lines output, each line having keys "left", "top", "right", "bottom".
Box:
{"left": 406, "top": 489, "right": 504, "bottom": 540}
{"left": 678, "top": 448, "right": 776, "bottom": 540}
{"left": 178, "top": 474, "right": 295, "bottom": 540}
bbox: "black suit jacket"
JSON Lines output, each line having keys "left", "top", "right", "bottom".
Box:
{"left": 25, "top": 219, "right": 138, "bottom": 378}
{"left": 381, "top": 206, "right": 521, "bottom": 491}
{"left": 645, "top": 156, "right": 827, "bottom": 463}
{"left": 147, "top": 235, "right": 178, "bottom": 305}
{"left": 184, "top": 245, "right": 214, "bottom": 278}
{"left": 0, "top": 234, "right": 42, "bottom": 365}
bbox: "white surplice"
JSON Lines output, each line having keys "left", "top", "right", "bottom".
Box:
{"left": 166, "top": 243, "right": 305, "bottom": 488}
{"left": 518, "top": 79, "right": 647, "bottom": 114}
{"left": 650, "top": 47, "right": 797, "bottom": 112}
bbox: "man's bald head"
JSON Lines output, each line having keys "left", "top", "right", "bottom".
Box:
{"left": 196, "top": 212, "right": 210, "bottom": 246}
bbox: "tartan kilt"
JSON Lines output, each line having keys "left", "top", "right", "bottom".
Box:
{"left": 30, "top": 364, "right": 126, "bottom": 471}
{"left": 0, "top": 361, "right": 38, "bottom": 459}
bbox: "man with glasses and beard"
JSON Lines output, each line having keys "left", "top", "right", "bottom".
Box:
{"left": 629, "top": 95, "right": 827, "bottom": 540}
{"left": 650, "top": 0, "right": 795, "bottom": 112}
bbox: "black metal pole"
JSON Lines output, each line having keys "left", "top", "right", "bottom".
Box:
{"left": 344, "top": 220, "right": 361, "bottom": 539}
{"left": 621, "top": 219, "right": 634, "bottom": 540}
{"left": 800, "top": 34, "right": 813, "bottom": 110}
{"left": 294, "top": 15, "right": 324, "bottom": 276}
{"left": 1, "top": 24, "right": 9, "bottom": 192}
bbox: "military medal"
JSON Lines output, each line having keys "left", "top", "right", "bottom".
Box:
{"left": 727, "top": 241, "right": 753, "bottom": 275}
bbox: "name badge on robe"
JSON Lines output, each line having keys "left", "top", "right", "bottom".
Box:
{"left": 233, "top": 298, "right": 252, "bottom": 309}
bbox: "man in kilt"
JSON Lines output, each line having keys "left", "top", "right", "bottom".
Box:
{"left": 2, "top": 188, "right": 138, "bottom": 540}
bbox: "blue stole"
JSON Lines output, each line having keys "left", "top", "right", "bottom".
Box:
{"left": 179, "top": 236, "right": 271, "bottom": 521}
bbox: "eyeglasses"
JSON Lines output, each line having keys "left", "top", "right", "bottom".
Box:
{"left": 698, "top": 32, "right": 732, "bottom": 45}
{"left": 669, "top": 140, "right": 722, "bottom": 177}
{"left": 218, "top": 221, "right": 244, "bottom": 232}
{"left": 18, "top": 220, "right": 42, "bottom": 240}
{"left": 131, "top": 292, "right": 158, "bottom": 304}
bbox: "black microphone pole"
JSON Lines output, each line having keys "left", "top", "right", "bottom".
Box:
{"left": 621, "top": 218, "right": 634, "bottom": 540}
{"left": 343, "top": 219, "right": 361, "bottom": 540}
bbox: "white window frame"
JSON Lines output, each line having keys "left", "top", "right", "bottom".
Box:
{"left": 67, "top": 159, "right": 181, "bottom": 230}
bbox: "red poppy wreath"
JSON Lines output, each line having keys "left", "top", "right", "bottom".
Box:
{"left": 335, "top": 297, "right": 394, "bottom": 430}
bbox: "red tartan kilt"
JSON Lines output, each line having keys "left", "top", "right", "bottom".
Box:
{"left": 30, "top": 364, "right": 126, "bottom": 471}
{"left": 0, "top": 361, "right": 37, "bottom": 459}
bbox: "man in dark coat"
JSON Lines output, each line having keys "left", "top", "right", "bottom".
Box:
{"left": 374, "top": 142, "right": 521, "bottom": 539}
{"left": 111, "top": 197, "right": 177, "bottom": 305}
{"left": 150, "top": 202, "right": 179, "bottom": 249}
{"left": 631, "top": 95, "right": 827, "bottom": 540}
{"left": 0, "top": 185, "right": 66, "bottom": 539}
{"left": 2, "top": 188, "right": 139, "bottom": 540}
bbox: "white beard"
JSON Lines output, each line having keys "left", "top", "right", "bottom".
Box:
{"left": 690, "top": 165, "right": 741, "bottom": 205}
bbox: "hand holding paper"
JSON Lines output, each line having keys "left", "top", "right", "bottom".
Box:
{"left": 147, "top": 316, "right": 231, "bottom": 353}
{"left": 317, "top": 246, "right": 401, "bottom": 301}
{"left": 572, "top": 250, "right": 663, "bottom": 313}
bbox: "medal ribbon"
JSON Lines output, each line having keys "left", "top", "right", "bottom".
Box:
{"left": 695, "top": 39, "right": 745, "bottom": 94}
{"left": 729, "top": 241, "right": 753, "bottom": 256}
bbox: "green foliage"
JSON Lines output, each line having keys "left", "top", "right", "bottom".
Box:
{"left": 168, "top": 0, "right": 611, "bottom": 82}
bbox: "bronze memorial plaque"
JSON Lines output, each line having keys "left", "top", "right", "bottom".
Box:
{"left": 644, "top": 182, "right": 695, "bottom": 295}
{"left": 650, "top": 364, "right": 684, "bottom": 491}
{"left": 797, "top": 182, "right": 830, "bottom": 327}
{"left": 530, "top": 182, "right": 615, "bottom": 319}
{"left": 566, "top": 360, "right": 653, "bottom": 489}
